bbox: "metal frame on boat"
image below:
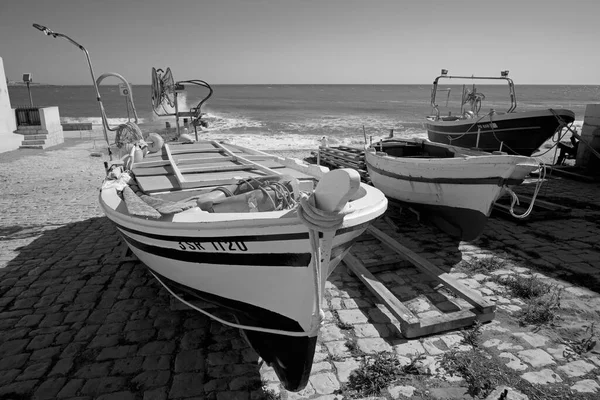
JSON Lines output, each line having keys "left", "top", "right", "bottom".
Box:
{"left": 426, "top": 69, "right": 575, "bottom": 156}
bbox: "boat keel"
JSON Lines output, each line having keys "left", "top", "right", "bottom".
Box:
{"left": 148, "top": 269, "right": 317, "bottom": 392}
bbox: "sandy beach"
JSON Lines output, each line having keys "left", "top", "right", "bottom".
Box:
{"left": 63, "top": 120, "right": 586, "bottom": 167}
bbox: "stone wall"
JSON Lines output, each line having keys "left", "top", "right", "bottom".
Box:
{"left": 0, "top": 56, "right": 22, "bottom": 154}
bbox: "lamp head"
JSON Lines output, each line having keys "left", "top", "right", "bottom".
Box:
{"left": 32, "top": 23, "right": 52, "bottom": 36}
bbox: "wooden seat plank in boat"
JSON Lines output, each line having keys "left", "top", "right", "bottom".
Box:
{"left": 134, "top": 154, "right": 278, "bottom": 169}
{"left": 135, "top": 140, "right": 316, "bottom": 193}
{"left": 135, "top": 170, "right": 269, "bottom": 193}
{"left": 136, "top": 162, "right": 316, "bottom": 193}
{"left": 143, "top": 141, "right": 273, "bottom": 189}
{"left": 133, "top": 160, "right": 287, "bottom": 177}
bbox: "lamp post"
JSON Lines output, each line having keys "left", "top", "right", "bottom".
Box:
{"left": 32, "top": 23, "right": 109, "bottom": 147}
{"left": 23, "top": 73, "right": 33, "bottom": 107}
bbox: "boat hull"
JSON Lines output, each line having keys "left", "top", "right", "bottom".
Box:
{"left": 365, "top": 142, "right": 537, "bottom": 240}
{"left": 426, "top": 109, "right": 575, "bottom": 156}
{"left": 100, "top": 180, "right": 386, "bottom": 391}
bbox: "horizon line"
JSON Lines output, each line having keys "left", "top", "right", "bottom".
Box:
{"left": 8, "top": 82, "right": 600, "bottom": 86}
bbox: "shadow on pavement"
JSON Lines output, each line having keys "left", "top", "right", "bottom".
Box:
{"left": 0, "top": 217, "right": 271, "bottom": 399}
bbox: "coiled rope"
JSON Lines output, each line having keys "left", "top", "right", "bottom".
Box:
{"left": 115, "top": 122, "right": 147, "bottom": 149}
{"left": 238, "top": 177, "right": 297, "bottom": 211}
{"left": 149, "top": 189, "right": 350, "bottom": 338}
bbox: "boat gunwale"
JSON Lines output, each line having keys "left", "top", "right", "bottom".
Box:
{"left": 99, "top": 182, "right": 388, "bottom": 233}
{"left": 425, "top": 108, "right": 576, "bottom": 127}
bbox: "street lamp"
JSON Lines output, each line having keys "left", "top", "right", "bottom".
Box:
{"left": 32, "top": 23, "right": 109, "bottom": 146}
{"left": 23, "top": 73, "right": 33, "bottom": 107}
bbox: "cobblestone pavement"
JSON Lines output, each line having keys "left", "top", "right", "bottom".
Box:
{"left": 1, "top": 139, "right": 600, "bottom": 399}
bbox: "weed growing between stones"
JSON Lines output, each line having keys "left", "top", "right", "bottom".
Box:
{"left": 337, "top": 351, "right": 432, "bottom": 398}
{"left": 440, "top": 346, "right": 600, "bottom": 400}
{"left": 460, "top": 320, "right": 483, "bottom": 348}
{"left": 493, "top": 274, "right": 550, "bottom": 299}
{"left": 517, "top": 286, "right": 563, "bottom": 326}
{"left": 246, "top": 379, "right": 282, "bottom": 400}
{"left": 401, "top": 352, "right": 428, "bottom": 375}
{"left": 492, "top": 274, "right": 563, "bottom": 326}
{"left": 332, "top": 310, "right": 354, "bottom": 330}
{"left": 561, "top": 321, "right": 598, "bottom": 356}
{"left": 459, "top": 256, "right": 509, "bottom": 274}
{"left": 344, "top": 339, "right": 363, "bottom": 358}
{"left": 439, "top": 348, "right": 502, "bottom": 398}
{"left": 337, "top": 351, "right": 406, "bottom": 398}
{"left": 256, "top": 387, "right": 281, "bottom": 400}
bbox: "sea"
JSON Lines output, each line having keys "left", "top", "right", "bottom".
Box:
{"left": 8, "top": 83, "right": 600, "bottom": 149}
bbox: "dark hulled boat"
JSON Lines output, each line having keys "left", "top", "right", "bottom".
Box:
{"left": 426, "top": 70, "right": 575, "bottom": 156}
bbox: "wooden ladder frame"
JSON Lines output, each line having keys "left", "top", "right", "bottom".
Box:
{"left": 343, "top": 225, "right": 496, "bottom": 338}
{"left": 163, "top": 141, "right": 282, "bottom": 190}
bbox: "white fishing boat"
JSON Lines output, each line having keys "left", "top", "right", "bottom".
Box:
{"left": 32, "top": 24, "right": 387, "bottom": 391}
{"left": 365, "top": 138, "right": 540, "bottom": 240}
{"left": 101, "top": 140, "right": 386, "bottom": 391}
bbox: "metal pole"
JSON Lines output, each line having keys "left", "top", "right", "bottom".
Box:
{"left": 32, "top": 24, "right": 110, "bottom": 148}
{"left": 26, "top": 82, "right": 33, "bottom": 107}
{"left": 174, "top": 93, "right": 181, "bottom": 137}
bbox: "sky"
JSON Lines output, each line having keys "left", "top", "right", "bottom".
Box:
{"left": 0, "top": 0, "right": 599, "bottom": 85}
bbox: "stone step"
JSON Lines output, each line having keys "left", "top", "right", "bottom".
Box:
{"left": 21, "top": 139, "right": 47, "bottom": 145}
{"left": 17, "top": 131, "right": 48, "bottom": 136}
{"left": 21, "top": 134, "right": 48, "bottom": 140}
{"left": 19, "top": 144, "right": 46, "bottom": 149}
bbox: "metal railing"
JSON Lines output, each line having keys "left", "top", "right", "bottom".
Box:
{"left": 14, "top": 107, "right": 41, "bottom": 126}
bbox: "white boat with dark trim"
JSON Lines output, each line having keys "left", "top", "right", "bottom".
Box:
{"left": 426, "top": 69, "right": 575, "bottom": 156}
{"left": 100, "top": 139, "right": 387, "bottom": 391}
{"left": 32, "top": 24, "right": 387, "bottom": 392}
{"left": 365, "top": 138, "right": 539, "bottom": 240}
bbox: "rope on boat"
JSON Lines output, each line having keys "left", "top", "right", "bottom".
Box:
{"left": 148, "top": 189, "right": 350, "bottom": 338}
{"left": 150, "top": 272, "right": 312, "bottom": 337}
{"left": 237, "top": 177, "right": 297, "bottom": 210}
{"left": 115, "top": 121, "right": 148, "bottom": 149}
{"left": 446, "top": 111, "right": 495, "bottom": 144}
{"left": 529, "top": 109, "right": 573, "bottom": 159}
{"left": 297, "top": 192, "right": 351, "bottom": 336}
{"left": 504, "top": 163, "right": 546, "bottom": 219}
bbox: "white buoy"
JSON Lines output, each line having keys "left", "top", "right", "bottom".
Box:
{"left": 179, "top": 133, "right": 195, "bottom": 143}
{"left": 147, "top": 132, "right": 164, "bottom": 153}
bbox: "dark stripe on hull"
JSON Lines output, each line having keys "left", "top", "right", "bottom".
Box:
{"left": 115, "top": 220, "right": 369, "bottom": 243}
{"left": 122, "top": 234, "right": 357, "bottom": 267}
{"left": 123, "top": 235, "right": 311, "bottom": 266}
{"left": 150, "top": 270, "right": 314, "bottom": 392}
{"left": 426, "top": 112, "right": 575, "bottom": 156}
{"left": 367, "top": 162, "right": 523, "bottom": 186}
{"left": 390, "top": 199, "right": 489, "bottom": 241}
